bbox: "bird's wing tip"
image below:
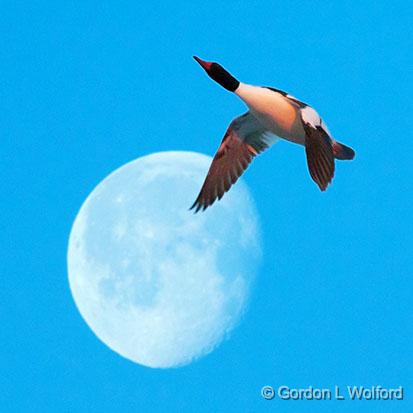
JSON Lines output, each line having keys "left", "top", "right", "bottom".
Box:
{"left": 189, "top": 200, "right": 202, "bottom": 213}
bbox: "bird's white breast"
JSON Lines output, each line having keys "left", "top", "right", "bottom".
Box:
{"left": 235, "top": 83, "right": 305, "bottom": 143}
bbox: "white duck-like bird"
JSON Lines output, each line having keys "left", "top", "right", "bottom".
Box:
{"left": 190, "top": 56, "right": 355, "bottom": 212}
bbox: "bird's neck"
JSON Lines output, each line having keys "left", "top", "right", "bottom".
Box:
{"left": 235, "top": 83, "right": 286, "bottom": 109}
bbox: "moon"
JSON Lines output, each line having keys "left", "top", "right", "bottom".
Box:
{"left": 67, "top": 151, "right": 262, "bottom": 368}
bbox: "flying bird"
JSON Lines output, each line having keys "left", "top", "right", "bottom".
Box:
{"left": 190, "top": 56, "right": 355, "bottom": 212}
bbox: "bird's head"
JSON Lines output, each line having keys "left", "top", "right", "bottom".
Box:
{"left": 193, "top": 56, "right": 240, "bottom": 92}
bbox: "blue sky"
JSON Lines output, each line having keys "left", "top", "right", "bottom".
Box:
{"left": 1, "top": 1, "right": 412, "bottom": 412}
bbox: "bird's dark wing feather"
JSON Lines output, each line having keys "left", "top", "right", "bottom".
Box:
{"left": 190, "top": 112, "right": 276, "bottom": 212}
{"left": 301, "top": 117, "right": 335, "bottom": 191}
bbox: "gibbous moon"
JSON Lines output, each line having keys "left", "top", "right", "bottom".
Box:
{"left": 67, "top": 151, "right": 262, "bottom": 368}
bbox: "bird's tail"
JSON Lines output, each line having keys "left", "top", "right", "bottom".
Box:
{"left": 332, "top": 141, "right": 355, "bottom": 160}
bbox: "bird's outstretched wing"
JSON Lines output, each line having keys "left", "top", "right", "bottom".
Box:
{"left": 190, "top": 112, "right": 276, "bottom": 212}
{"left": 300, "top": 106, "right": 335, "bottom": 191}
